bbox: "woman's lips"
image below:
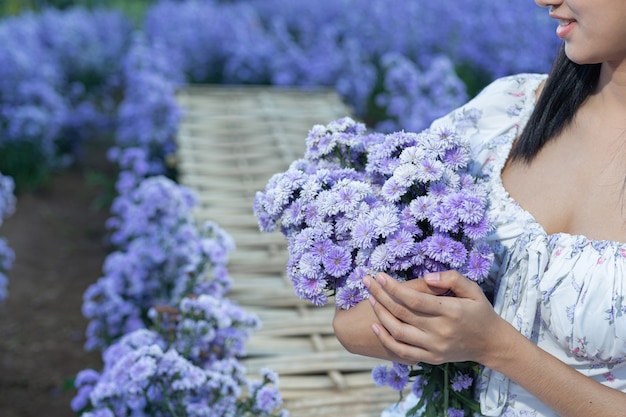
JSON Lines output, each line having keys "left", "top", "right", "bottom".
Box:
{"left": 556, "top": 19, "right": 576, "bottom": 39}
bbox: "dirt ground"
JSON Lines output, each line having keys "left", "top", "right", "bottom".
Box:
{"left": 0, "top": 145, "right": 112, "bottom": 417}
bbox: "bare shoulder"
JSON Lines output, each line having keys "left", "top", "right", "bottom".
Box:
{"left": 535, "top": 79, "right": 547, "bottom": 102}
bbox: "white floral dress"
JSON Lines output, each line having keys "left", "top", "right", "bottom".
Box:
{"left": 382, "top": 73, "right": 626, "bottom": 417}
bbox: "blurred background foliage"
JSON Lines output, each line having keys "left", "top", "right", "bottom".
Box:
{"left": 0, "top": 0, "right": 559, "bottom": 192}
{"left": 0, "top": 0, "right": 154, "bottom": 21}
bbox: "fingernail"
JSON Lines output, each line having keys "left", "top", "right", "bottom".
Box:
{"left": 424, "top": 272, "right": 440, "bottom": 282}
{"left": 369, "top": 295, "right": 376, "bottom": 307}
{"left": 363, "top": 276, "right": 371, "bottom": 288}
{"left": 371, "top": 323, "right": 380, "bottom": 335}
{"left": 375, "top": 273, "right": 387, "bottom": 285}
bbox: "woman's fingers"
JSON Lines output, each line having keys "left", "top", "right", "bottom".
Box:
{"left": 368, "top": 297, "right": 433, "bottom": 364}
{"left": 422, "top": 271, "right": 484, "bottom": 299}
{"left": 364, "top": 273, "right": 450, "bottom": 318}
{"left": 363, "top": 271, "right": 498, "bottom": 364}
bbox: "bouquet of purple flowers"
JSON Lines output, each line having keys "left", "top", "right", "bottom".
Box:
{"left": 254, "top": 117, "right": 492, "bottom": 309}
{"left": 254, "top": 117, "right": 494, "bottom": 416}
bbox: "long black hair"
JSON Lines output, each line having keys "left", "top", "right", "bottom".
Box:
{"left": 510, "top": 45, "right": 602, "bottom": 163}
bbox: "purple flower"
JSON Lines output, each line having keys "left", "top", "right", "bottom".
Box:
{"left": 457, "top": 194, "right": 486, "bottom": 224}
{"left": 297, "top": 252, "right": 322, "bottom": 278}
{"left": 464, "top": 215, "right": 491, "bottom": 240}
{"left": 387, "top": 362, "right": 410, "bottom": 391}
{"left": 451, "top": 372, "right": 473, "bottom": 392}
{"left": 371, "top": 365, "right": 390, "bottom": 386}
{"left": 443, "top": 145, "right": 470, "bottom": 169}
{"left": 409, "top": 196, "right": 435, "bottom": 221}
{"left": 372, "top": 206, "right": 400, "bottom": 238}
{"left": 447, "top": 408, "right": 465, "bottom": 417}
{"left": 294, "top": 273, "right": 326, "bottom": 298}
{"left": 386, "top": 229, "right": 415, "bottom": 258}
{"left": 422, "top": 234, "right": 468, "bottom": 268}
{"left": 129, "top": 356, "right": 157, "bottom": 384}
{"left": 381, "top": 177, "right": 406, "bottom": 202}
{"left": 311, "top": 238, "right": 333, "bottom": 259}
{"left": 464, "top": 244, "right": 494, "bottom": 282}
{"left": 370, "top": 244, "right": 393, "bottom": 271}
{"left": 261, "top": 368, "right": 279, "bottom": 385}
{"left": 411, "top": 375, "right": 424, "bottom": 398}
{"left": 415, "top": 158, "right": 444, "bottom": 182}
{"left": 321, "top": 245, "right": 352, "bottom": 278}
{"left": 352, "top": 217, "right": 376, "bottom": 249}
{"left": 431, "top": 204, "right": 459, "bottom": 232}
{"left": 335, "top": 285, "right": 365, "bottom": 310}
{"left": 254, "top": 385, "right": 283, "bottom": 413}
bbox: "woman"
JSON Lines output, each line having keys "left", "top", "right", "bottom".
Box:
{"left": 333, "top": 0, "right": 626, "bottom": 416}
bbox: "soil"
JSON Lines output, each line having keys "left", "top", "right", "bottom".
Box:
{"left": 0, "top": 143, "right": 113, "bottom": 417}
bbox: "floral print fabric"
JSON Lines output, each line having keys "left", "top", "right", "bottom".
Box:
{"left": 382, "top": 73, "right": 626, "bottom": 417}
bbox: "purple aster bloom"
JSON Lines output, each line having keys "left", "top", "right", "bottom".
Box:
{"left": 297, "top": 252, "right": 322, "bottom": 278}
{"left": 431, "top": 204, "right": 459, "bottom": 233}
{"left": 370, "top": 244, "right": 392, "bottom": 271}
{"left": 398, "top": 145, "right": 426, "bottom": 165}
{"left": 451, "top": 372, "right": 473, "bottom": 392}
{"left": 443, "top": 145, "right": 470, "bottom": 169}
{"left": 386, "top": 229, "right": 415, "bottom": 258}
{"left": 294, "top": 273, "right": 326, "bottom": 298}
{"left": 75, "top": 369, "right": 101, "bottom": 387}
{"left": 392, "top": 163, "right": 419, "bottom": 186}
{"left": 282, "top": 200, "right": 304, "bottom": 228}
{"left": 422, "top": 234, "right": 467, "bottom": 268}
{"left": 315, "top": 189, "right": 340, "bottom": 217}
{"left": 447, "top": 408, "right": 465, "bottom": 417}
{"left": 409, "top": 196, "right": 435, "bottom": 221}
{"left": 335, "top": 285, "right": 365, "bottom": 310}
{"left": 381, "top": 177, "right": 406, "bottom": 202}
{"left": 415, "top": 158, "right": 444, "bottom": 182}
{"left": 387, "top": 362, "right": 410, "bottom": 391}
{"left": 321, "top": 245, "right": 352, "bottom": 278}
{"left": 427, "top": 181, "right": 450, "bottom": 199}
{"left": 335, "top": 182, "right": 362, "bottom": 212}
{"left": 311, "top": 238, "right": 333, "bottom": 259}
{"left": 304, "top": 203, "right": 323, "bottom": 227}
{"left": 372, "top": 206, "right": 400, "bottom": 238}
{"left": 305, "top": 127, "right": 336, "bottom": 160}
{"left": 307, "top": 290, "right": 328, "bottom": 307}
{"left": 346, "top": 266, "right": 369, "bottom": 287}
{"left": 464, "top": 215, "right": 491, "bottom": 240}
{"left": 291, "top": 228, "right": 314, "bottom": 253}
{"left": 260, "top": 368, "right": 279, "bottom": 385}
{"left": 411, "top": 375, "right": 424, "bottom": 398}
{"left": 352, "top": 217, "right": 376, "bottom": 249}
{"left": 399, "top": 206, "right": 423, "bottom": 236}
{"left": 129, "top": 356, "right": 157, "bottom": 384}
{"left": 457, "top": 195, "right": 486, "bottom": 224}
{"left": 254, "top": 385, "right": 283, "bottom": 413}
{"left": 371, "top": 365, "right": 390, "bottom": 386}
{"left": 464, "top": 245, "right": 494, "bottom": 282}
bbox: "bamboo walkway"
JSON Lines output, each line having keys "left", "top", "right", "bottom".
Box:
{"left": 175, "top": 85, "right": 399, "bottom": 416}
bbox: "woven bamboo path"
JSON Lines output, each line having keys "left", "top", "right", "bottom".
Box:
{"left": 175, "top": 85, "right": 399, "bottom": 416}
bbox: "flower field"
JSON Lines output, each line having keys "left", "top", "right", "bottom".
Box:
{"left": 0, "top": 1, "right": 559, "bottom": 416}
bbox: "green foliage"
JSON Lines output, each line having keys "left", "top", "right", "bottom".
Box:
{"left": 0, "top": 141, "right": 52, "bottom": 193}
{"left": 0, "top": 0, "right": 155, "bottom": 22}
{"left": 455, "top": 63, "right": 493, "bottom": 99}
{"left": 85, "top": 169, "right": 117, "bottom": 211}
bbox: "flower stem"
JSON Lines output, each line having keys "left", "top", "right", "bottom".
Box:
{"left": 444, "top": 363, "right": 450, "bottom": 417}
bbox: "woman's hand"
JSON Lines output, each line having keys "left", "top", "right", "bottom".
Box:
{"left": 364, "top": 271, "right": 508, "bottom": 366}
{"left": 333, "top": 277, "right": 448, "bottom": 362}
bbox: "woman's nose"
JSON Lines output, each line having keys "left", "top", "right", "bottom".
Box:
{"left": 535, "top": 0, "right": 561, "bottom": 8}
